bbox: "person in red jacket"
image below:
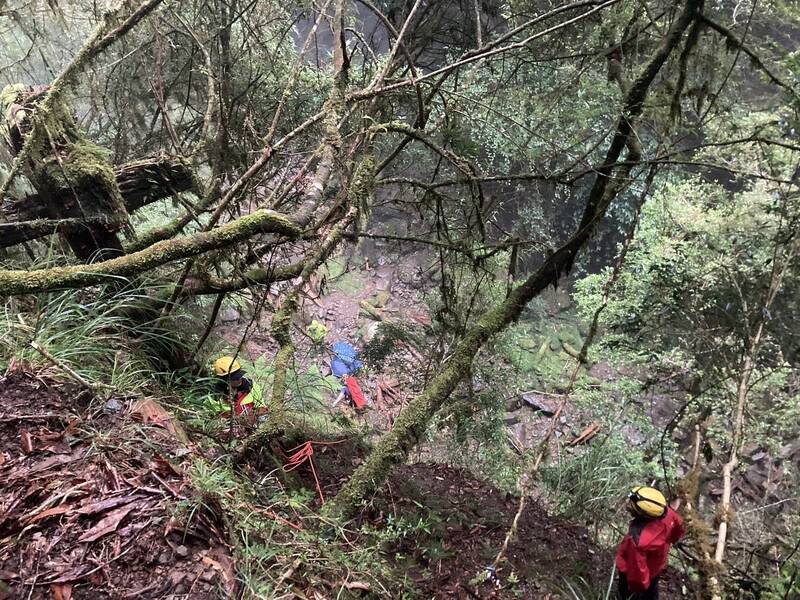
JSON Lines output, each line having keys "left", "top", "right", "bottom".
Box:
{"left": 616, "top": 486, "right": 685, "bottom": 599}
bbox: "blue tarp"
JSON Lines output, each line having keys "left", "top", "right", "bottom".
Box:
{"left": 331, "top": 341, "right": 363, "bottom": 375}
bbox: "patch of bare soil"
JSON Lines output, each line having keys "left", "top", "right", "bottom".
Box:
{"left": 0, "top": 370, "right": 233, "bottom": 600}
{"left": 303, "top": 441, "right": 687, "bottom": 599}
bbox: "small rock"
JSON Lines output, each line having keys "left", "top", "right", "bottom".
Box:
{"left": 176, "top": 545, "right": 189, "bottom": 558}
{"left": 621, "top": 424, "right": 645, "bottom": 446}
{"left": 174, "top": 583, "right": 187, "bottom": 595}
{"left": 158, "top": 551, "right": 171, "bottom": 565}
{"left": 201, "top": 570, "right": 216, "bottom": 582}
{"left": 520, "top": 393, "right": 555, "bottom": 416}
{"left": 104, "top": 398, "right": 123, "bottom": 413}
{"left": 219, "top": 308, "right": 240, "bottom": 323}
{"left": 169, "top": 571, "right": 185, "bottom": 585}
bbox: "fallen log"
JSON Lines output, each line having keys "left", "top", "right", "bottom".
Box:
{"left": 0, "top": 155, "right": 195, "bottom": 249}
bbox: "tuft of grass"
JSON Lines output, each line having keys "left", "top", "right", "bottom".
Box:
{"left": 0, "top": 282, "right": 195, "bottom": 394}
{"left": 183, "top": 457, "right": 409, "bottom": 598}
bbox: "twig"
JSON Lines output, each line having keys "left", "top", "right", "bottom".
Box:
{"left": 29, "top": 341, "right": 112, "bottom": 394}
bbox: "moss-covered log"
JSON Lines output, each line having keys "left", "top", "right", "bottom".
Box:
{"left": 110, "top": 155, "right": 196, "bottom": 212}
{"left": 1, "top": 156, "right": 195, "bottom": 249}
{"left": 328, "top": 0, "right": 703, "bottom": 518}
{"left": 0, "top": 209, "right": 300, "bottom": 296}
{"left": 188, "top": 261, "right": 304, "bottom": 295}
{"left": 2, "top": 84, "right": 128, "bottom": 260}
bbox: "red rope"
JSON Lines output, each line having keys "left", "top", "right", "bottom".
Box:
{"left": 282, "top": 440, "right": 344, "bottom": 505}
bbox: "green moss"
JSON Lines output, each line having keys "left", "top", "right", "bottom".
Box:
{"left": 333, "top": 271, "right": 364, "bottom": 295}
{"left": 507, "top": 346, "right": 538, "bottom": 373}
{"left": 371, "top": 290, "right": 391, "bottom": 308}
{"left": 548, "top": 334, "right": 562, "bottom": 352}
{"left": 0, "top": 209, "right": 301, "bottom": 295}
{"left": 324, "top": 256, "right": 348, "bottom": 279}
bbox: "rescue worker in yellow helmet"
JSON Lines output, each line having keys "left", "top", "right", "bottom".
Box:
{"left": 213, "top": 356, "right": 256, "bottom": 417}
{"left": 615, "top": 486, "right": 685, "bottom": 599}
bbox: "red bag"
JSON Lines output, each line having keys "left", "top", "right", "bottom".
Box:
{"left": 345, "top": 377, "right": 366, "bottom": 410}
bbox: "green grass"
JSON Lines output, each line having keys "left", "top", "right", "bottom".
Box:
{"left": 0, "top": 282, "right": 193, "bottom": 393}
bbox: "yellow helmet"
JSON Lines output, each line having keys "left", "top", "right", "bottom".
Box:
{"left": 628, "top": 486, "right": 667, "bottom": 518}
{"left": 213, "top": 356, "right": 242, "bottom": 377}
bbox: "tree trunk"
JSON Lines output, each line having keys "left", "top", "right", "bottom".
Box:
{"left": 0, "top": 156, "right": 195, "bottom": 249}
{"left": 1, "top": 84, "right": 129, "bottom": 260}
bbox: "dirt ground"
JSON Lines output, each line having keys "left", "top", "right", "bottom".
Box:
{"left": 307, "top": 439, "right": 687, "bottom": 599}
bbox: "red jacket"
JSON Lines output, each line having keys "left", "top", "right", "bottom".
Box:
{"left": 615, "top": 508, "right": 685, "bottom": 591}
{"left": 345, "top": 376, "right": 366, "bottom": 409}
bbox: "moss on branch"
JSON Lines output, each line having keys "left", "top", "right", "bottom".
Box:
{"left": 240, "top": 153, "right": 375, "bottom": 460}
{"left": 328, "top": 0, "right": 704, "bottom": 518}
{"left": 0, "top": 210, "right": 300, "bottom": 296}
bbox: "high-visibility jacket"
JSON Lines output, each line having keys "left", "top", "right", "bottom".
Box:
{"left": 615, "top": 508, "right": 685, "bottom": 592}
{"left": 205, "top": 378, "right": 264, "bottom": 416}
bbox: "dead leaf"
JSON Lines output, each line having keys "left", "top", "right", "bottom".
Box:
{"left": 51, "top": 582, "right": 73, "bottom": 600}
{"left": 27, "top": 505, "right": 73, "bottom": 524}
{"left": 23, "top": 449, "right": 84, "bottom": 477}
{"left": 78, "top": 504, "right": 136, "bottom": 543}
{"left": 152, "top": 453, "right": 182, "bottom": 477}
{"left": 35, "top": 428, "right": 64, "bottom": 442}
{"left": 130, "top": 399, "right": 171, "bottom": 426}
{"left": 200, "top": 547, "right": 235, "bottom": 594}
{"left": 130, "top": 399, "right": 188, "bottom": 443}
{"left": 76, "top": 494, "right": 141, "bottom": 516}
{"left": 21, "top": 431, "right": 33, "bottom": 454}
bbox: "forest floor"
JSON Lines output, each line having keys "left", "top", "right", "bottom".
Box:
{"left": 0, "top": 369, "right": 236, "bottom": 599}
{"left": 0, "top": 370, "right": 687, "bottom": 599}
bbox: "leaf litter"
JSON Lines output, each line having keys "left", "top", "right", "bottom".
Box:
{"left": 0, "top": 369, "right": 232, "bottom": 599}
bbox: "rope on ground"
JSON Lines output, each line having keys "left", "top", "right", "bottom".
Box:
{"left": 485, "top": 166, "right": 657, "bottom": 585}
{"left": 282, "top": 439, "right": 346, "bottom": 505}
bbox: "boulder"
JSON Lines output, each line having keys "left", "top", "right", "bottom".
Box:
{"left": 520, "top": 392, "right": 556, "bottom": 416}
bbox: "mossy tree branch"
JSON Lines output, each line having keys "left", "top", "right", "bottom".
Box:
{"left": 0, "top": 210, "right": 300, "bottom": 295}
{"left": 700, "top": 14, "right": 800, "bottom": 102}
{"left": 0, "top": 0, "right": 167, "bottom": 204}
{"left": 1, "top": 156, "right": 195, "bottom": 249}
{"left": 328, "top": 0, "right": 705, "bottom": 518}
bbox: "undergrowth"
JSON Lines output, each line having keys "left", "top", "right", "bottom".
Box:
{"left": 185, "top": 457, "right": 411, "bottom": 598}
{"left": 0, "top": 282, "right": 194, "bottom": 390}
